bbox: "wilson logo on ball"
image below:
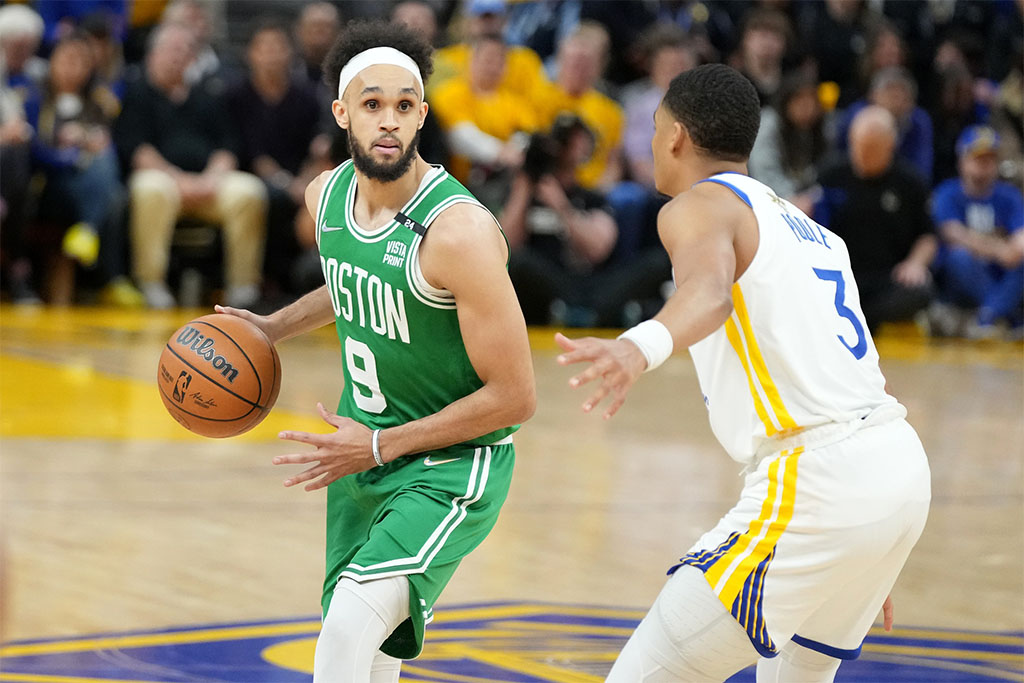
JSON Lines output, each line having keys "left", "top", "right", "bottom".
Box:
{"left": 175, "top": 326, "right": 239, "bottom": 382}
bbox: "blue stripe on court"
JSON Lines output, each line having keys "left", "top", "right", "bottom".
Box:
{"left": 2, "top": 603, "right": 1021, "bottom": 683}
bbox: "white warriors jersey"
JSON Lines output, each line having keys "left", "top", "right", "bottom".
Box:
{"left": 687, "top": 172, "right": 896, "bottom": 464}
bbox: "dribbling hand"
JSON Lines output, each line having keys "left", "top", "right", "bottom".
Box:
{"left": 214, "top": 304, "right": 280, "bottom": 343}
{"left": 274, "top": 402, "right": 376, "bottom": 491}
{"left": 555, "top": 332, "right": 647, "bottom": 419}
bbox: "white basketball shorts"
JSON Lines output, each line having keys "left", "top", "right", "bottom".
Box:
{"left": 672, "top": 416, "right": 931, "bottom": 660}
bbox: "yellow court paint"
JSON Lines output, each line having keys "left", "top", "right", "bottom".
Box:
{"left": 0, "top": 353, "right": 324, "bottom": 440}
{"left": 260, "top": 636, "right": 317, "bottom": 674}
{"left": 0, "top": 622, "right": 321, "bottom": 659}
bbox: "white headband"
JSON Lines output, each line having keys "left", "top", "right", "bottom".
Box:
{"left": 337, "top": 46, "right": 424, "bottom": 100}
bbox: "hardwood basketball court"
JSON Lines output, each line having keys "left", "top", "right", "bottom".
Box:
{"left": 1, "top": 305, "right": 1021, "bottom": 681}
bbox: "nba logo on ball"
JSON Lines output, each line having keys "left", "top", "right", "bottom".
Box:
{"left": 157, "top": 314, "right": 281, "bottom": 438}
{"left": 172, "top": 371, "right": 192, "bottom": 403}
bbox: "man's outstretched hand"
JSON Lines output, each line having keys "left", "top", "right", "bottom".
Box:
{"left": 555, "top": 332, "right": 647, "bottom": 419}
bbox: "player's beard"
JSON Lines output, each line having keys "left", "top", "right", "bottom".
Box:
{"left": 348, "top": 128, "right": 422, "bottom": 182}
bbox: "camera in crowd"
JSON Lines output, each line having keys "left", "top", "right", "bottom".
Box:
{"left": 522, "top": 113, "right": 596, "bottom": 181}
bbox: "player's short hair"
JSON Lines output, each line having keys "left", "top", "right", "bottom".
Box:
{"left": 323, "top": 19, "right": 434, "bottom": 96}
{"left": 662, "top": 64, "right": 761, "bottom": 162}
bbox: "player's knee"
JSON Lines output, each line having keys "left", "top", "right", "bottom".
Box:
{"left": 314, "top": 577, "right": 410, "bottom": 682}
{"left": 324, "top": 577, "right": 411, "bottom": 641}
{"left": 320, "top": 579, "right": 389, "bottom": 650}
{"left": 617, "top": 567, "right": 759, "bottom": 681}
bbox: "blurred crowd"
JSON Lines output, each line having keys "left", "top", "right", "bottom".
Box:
{"left": 1, "top": 0, "right": 1021, "bottom": 339}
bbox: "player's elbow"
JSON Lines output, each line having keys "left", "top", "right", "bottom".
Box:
{"left": 712, "top": 292, "right": 734, "bottom": 323}
{"left": 518, "top": 382, "right": 537, "bottom": 424}
{"left": 699, "top": 288, "right": 734, "bottom": 336}
{"left": 502, "top": 375, "right": 536, "bottom": 426}
{"left": 508, "top": 378, "right": 537, "bottom": 425}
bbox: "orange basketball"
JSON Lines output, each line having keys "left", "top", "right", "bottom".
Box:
{"left": 157, "top": 313, "right": 281, "bottom": 438}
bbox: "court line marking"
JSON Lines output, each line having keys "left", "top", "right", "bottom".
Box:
{"left": 0, "top": 621, "right": 320, "bottom": 657}
{"left": 861, "top": 643, "right": 1023, "bottom": 663}
{"left": 0, "top": 674, "right": 160, "bottom": 683}
{"left": 862, "top": 653, "right": 1024, "bottom": 682}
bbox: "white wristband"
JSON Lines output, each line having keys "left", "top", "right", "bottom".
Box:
{"left": 371, "top": 429, "right": 385, "bottom": 467}
{"left": 618, "top": 320, "right": 674, "bottom": 372}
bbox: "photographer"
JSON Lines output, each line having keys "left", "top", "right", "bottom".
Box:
{"left": 502, "top": 114, "right": 669, "bottom": 326}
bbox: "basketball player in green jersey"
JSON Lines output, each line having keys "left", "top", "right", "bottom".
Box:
{"left": 216, "top": 19, "right": 535, "bottom": 682}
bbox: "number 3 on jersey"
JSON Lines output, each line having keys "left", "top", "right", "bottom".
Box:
{"left": 813, "top": 268, "right": 868, "bottom": 360}
{"left": 345, "top": 337, "right": 387, "bottom": 413}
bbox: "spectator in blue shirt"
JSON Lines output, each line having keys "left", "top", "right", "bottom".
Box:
{"left": 836, "top": 67, "right": 934, "bottom": 183}
{"left": 931, "top": 126, "right": 1024, "bottom": 339}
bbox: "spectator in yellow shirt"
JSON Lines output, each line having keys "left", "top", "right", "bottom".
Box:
{"left": 536, "top": 21, "right": 624, "bottom": 191}
{"left": 430, "top": 0, "right": 547, "bottom": 102}
{"left": 431, "top": 34, "right": 538, "bottom": 205}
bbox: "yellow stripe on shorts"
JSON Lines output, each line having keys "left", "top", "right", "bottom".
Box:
{"left": 704, "top": 448, "right": 803, "bottom": 610}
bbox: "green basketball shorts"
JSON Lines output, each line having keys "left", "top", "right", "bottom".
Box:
{"left": 321, "top": 439, "right": 515, "bottom": 659}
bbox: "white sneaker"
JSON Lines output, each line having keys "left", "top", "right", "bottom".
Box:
{"left": 141, "top": 282, "right": 176, "bottom": 310}
{"left": 224, "top": 284, "right": 260, "bottom": 309}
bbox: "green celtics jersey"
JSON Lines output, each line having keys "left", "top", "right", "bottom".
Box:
{"left": 315, "top": 160, "right": 517, "bottom": 446}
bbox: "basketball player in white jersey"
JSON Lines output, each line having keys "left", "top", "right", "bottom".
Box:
{"left": 556, "top": 64, "right": 931, "bottom": 682}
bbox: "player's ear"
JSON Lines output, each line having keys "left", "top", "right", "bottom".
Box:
{"left": 670, "top": 121, "right": 687, "bottom": 153}
{"left": 418, "top": 100, "right": 428, "bottom": 130}
{"left": 332, "top": 99, "right": 349, "bottom": 130}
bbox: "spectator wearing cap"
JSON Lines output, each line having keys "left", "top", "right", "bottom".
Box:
{"left": 430, "top": 0, "right": 547, "bottom": 102}
{"left": 114, "top": 22, "right": 267, "bottom": 310}
{"left": 835, "top": 67, "right": 934, "bottom": 182}
{"left": 930, "top": 126, "right": 1024, "bottom": 339}
{"left": 815, "top": 106, "right": 936, "bottom": 333}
